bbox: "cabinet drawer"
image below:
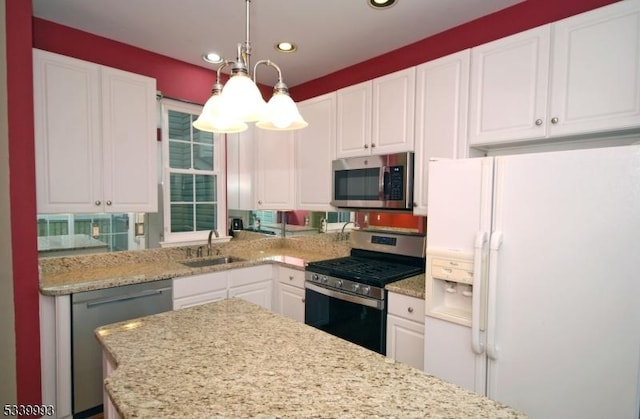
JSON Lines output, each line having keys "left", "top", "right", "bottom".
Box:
{"left": 388, "top": 292, "right": 424, "bottom": 323}
{"left": 228, "top": 265, "right": 273, "bottom": 287}
{"left": 173, "top": 272, "right": 227, "bottom": 299}
{"left": 278, "top": 267, "right": 305, "bottom": 288}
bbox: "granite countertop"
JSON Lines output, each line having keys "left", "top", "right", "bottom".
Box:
{"left": 39, "top": 234, "right": 351, "bottom": 296}
{"left": 386, "top": 274, "right": 426, "bottom": 299}
{"left": 97, "top": 298, "right": 525, "bottom": 419}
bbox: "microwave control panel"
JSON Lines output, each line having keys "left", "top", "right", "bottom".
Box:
{"left": 387, "top": 166, "right": 404, "bottom": 200}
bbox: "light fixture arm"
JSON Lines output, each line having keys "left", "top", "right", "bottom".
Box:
{"left": 253, "top": 59, "right": 289, "bottom": 94}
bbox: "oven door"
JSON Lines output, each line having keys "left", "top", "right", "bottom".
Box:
{"left": 304, "top": 282, "right": 386, "bottom": 355}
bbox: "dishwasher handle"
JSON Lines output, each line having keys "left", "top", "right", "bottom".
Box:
{"left": 85, "top": 287, "right": 172, "bottom": 309}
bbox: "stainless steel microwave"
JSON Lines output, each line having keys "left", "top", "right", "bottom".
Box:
{"left": 331, "top": 152, "right": 414, "bottom": 210}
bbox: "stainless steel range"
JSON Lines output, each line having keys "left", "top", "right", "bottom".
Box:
{"left": 304, "top": 230, "right": 425, "bottom": 355}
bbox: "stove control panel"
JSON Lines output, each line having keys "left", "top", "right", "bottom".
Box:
{"left": 305, "top": 271, "right": 384, "bottom": 300}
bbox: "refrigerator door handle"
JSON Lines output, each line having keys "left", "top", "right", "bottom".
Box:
{"left": 486, "top": 231, "right": 503, "bottom": 361}
{"left": 471, "top": 231, "right": 488, "bottom": 355}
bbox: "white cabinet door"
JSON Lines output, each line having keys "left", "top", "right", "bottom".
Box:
{"left": 336, "top": 80, "right": 371, "bottom": 157}
{"left": 228, "top": 265, "right": 273, "bottom": 310}
{"left": 386, "top": 292, "right": 425, "bottom": 370}
{"left": 413, "top": 50, "right": 470, "bottom": 216}
{"left": 228, "top": 280, "right": 273, "bottom": 310}
{"left": 275, "top": 267, "right": 305, "bottom": 322}
{"left": 278, "top": 283, "right": 305, "bottom": 323}
{"left": 227, "top": 127, "right": 255, "bottom": 211}
{"left": 172, "top": 271, "right": 228, "bottom": 310}
{"left": 468, "top": 26, "right": 551, "bottom": 146}
{"left": 101, "top": 67, "right": 157, "bottom": 213}
{"left": 371, "top": 67, "right": 416, "bottom": 154}
{"left": 254, "top": 129, "right": 295, "bottom": 210}
{"left": 33, "top": 49, "right": 157, "bottom": 213}
{"left": 34, "top": 49, "right": 102, "bottom": 213}
{"left": 295, "top": 93, "right": 336, "bottom": 211}
{"left": 549, "top": 0, "right": 640, "bottom": 137}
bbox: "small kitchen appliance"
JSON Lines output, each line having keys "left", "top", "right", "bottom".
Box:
{"left": 331, "top": 152, "right": 414, "bottom": 210}
{"left": 304, "top": 229, "right": 425, "bottom": 355}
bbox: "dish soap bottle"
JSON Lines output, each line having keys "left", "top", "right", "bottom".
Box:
{"left": 320, "top": 218, "right": 327, "bottom": 233}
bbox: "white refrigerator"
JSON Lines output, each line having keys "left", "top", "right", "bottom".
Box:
{"left": 423, "top": 145, "right": 640, "bottom": 419}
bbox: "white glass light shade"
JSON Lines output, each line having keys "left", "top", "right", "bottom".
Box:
{"left": 256, "top": 92, "right": 308, "bottom": 131}
{"left": 221, "top": 73, "right": 267, "bottom": 122}
{"left": 192, "top": 93, "right": 248, "bottom": 134}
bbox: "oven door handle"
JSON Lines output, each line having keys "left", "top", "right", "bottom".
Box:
{"left": 305, "top": 282, "right": 384, "bottom": 310}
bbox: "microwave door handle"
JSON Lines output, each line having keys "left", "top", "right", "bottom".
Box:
{"left": 379, "top": 166, "right": 390, "bottom": 199}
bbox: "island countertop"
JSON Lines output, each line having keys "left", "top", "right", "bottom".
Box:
{"left": 96, "top": 298, "right": 526, "bottom": 418}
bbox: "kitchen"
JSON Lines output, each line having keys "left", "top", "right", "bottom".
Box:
{"left": 2, "top": 0, "right": 640, "bottom": 418}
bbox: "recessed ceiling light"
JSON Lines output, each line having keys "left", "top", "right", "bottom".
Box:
{"left": 275, "top": 42, "right": 297, "bottom": 53}
{"left": 368, "top": 0, "right": 396, "bottom": 9}
{"left": 202, "top": 52, "right": 223, "bottom": 64}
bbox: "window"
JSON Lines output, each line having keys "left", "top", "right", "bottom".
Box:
{"left": 161, "top": 99, "right": 226, "bottom": 245}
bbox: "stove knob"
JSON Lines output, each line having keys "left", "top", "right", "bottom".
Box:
{"left": 312, "top": 274, "right": 319, "bottom": 281}
{"left": 361, "top": 286, "right": 370, "bottom": 295}
{"left": 321, "top": 276, "right": 328, "bottom": 284}
{"left": 352, "top": 283, "right": 360, "bottom": 292}
{"left": 336, "top": 280, "right": 343, "bottom": 288}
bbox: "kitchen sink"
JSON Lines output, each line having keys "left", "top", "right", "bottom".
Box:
{"left": 180, "top": 256, "right": 246, "bottom": 268}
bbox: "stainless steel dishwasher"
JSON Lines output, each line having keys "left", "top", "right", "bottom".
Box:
{"left": 71, "top": 279, "right": 173, "bottom": 418}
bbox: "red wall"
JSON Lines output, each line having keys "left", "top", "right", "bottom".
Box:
{"left": 6, "top": 0, "right": 41, "bottom": 407}
{"left": 6, "top": 0, "right": 619, "bottom": 406}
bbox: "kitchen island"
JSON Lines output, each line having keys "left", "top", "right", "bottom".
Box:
{"left": 96, "top": 298, "right": 526, "bottom": 418}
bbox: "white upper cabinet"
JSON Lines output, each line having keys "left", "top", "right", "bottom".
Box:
{"left": 469, "top": 0, "right": 640, "bottom": 147}
{"left": 549, "top": 0, "right": 640, "bottom": 137}
{"left": 468, "top": 26, "right": 551, "bottom": 146}
{"left": 33, "top": 49, "right": 157, "bottom": 213}
{"left": 371, "top": 67, "right": 416, "bottom": 155}
{"left": 295, "top": 92, "right": 336, "bottom": 211}
{"left": 227, "top": 127, "right": 255, "bottom": 211}
{"left": 413, "top": 50, "right": 470, "bottom": 216}
{"left": 254, "top": 128, "right": 296, "bottom": 210}
{"left": 336, "top": 67, "right": 415, "bottom": 157}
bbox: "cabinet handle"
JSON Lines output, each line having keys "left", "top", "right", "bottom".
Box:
{"left": 551, "top": 117, "right": 559, "bottom": 124}
{"left": 535, "top": 119, "right": 543, "bottom": 126}
{"left": 106, "top": 200, "right": 112, "bottom": 206}
{"left": 364, "top": 144, "right": 369, "bottom": 149}
{"left": 407, "top": 307, "right": 414, "bottom": 313}
{"left": 94, "top": 200, "right": 101, "bottom": 206}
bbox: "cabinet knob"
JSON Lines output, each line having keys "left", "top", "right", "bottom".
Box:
{"left": 407, "top": 307, "right": 414, "bottom": 313}
{"left": 94, "top": 200, "right": 101, "bottom": 206}
{"left": 371, "top": 143, "right": 376, "bottom": 148}
{"left": 106, "top": 200, "right": 112, "bottom": 206}
{"left": 302, "top": 298, "right": 306, "bottom": 303}
{"left": 289, "top": 276, "right": 294, "bottom": 280}
{"left": 258, "top": 200, "right": 262, "bottom": 205}
{"left": 535, "top": 119, "right": 543, "bottom": 126}
{"left": 364, "top": 144, "right": 369, "bottom": 149}
{"left": 551, "top": 117, "right": 559, "bottom": 124}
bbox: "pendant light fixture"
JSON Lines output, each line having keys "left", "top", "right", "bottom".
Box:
{"left": 193, "top": 0, "right": 307, "bottom": 133}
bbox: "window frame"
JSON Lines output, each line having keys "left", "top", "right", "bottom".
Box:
{"left": 160, "top": 99, "right": 228, "bottom": 246}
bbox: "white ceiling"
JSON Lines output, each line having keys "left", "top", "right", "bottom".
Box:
{"left": 32, "top": 0, "right": 523, "bottom": 87}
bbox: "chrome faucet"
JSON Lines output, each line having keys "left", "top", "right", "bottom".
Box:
{"left": 340, "top": 221, "right": 358, "bottom": 240}
{"left": 207, "top": 230, "right": 219, "bottom": 256}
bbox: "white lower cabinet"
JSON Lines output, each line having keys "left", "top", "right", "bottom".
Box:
{"left": 227, "top": 265, "right": 273, "bottom": 310}
{"left": 274, "top": 267, "right": 306, "bottom": 322}
{"left": 386, "top": 292, "right": 425, "bottom": 370}
{"left": 172, "top": 271, "right": 228, "bottom": 310}
{"left": 173, "top": 265, "right": 274, "bottom": 311}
